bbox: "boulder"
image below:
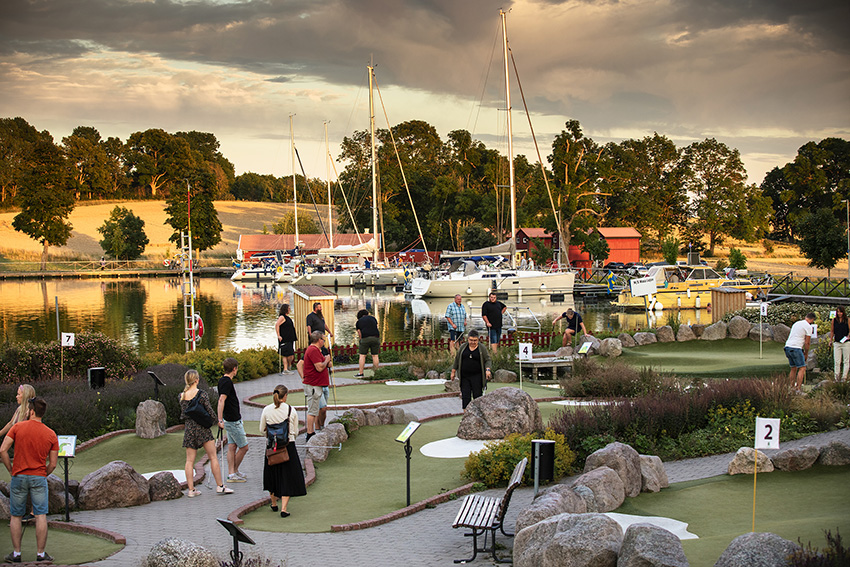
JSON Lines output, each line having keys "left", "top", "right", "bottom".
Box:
{"left": 555, "top": 346, "right": 574, "bottom": 358}
{"left": 457, "top": 387, "right": 543, "bottom": 440}
{"left": 135, "top": 399, "right": 167, "bottom": 439}
{"left": 408, "top": 365, "right": 426, "bottom": 380}
{"left": 0, "top": 493, "right": 10, "bottom": 520}
{"left": 817, "top": 440, "right": 850, "bottom": 466}
{"left": 676, "top": 325, "right": 696, "bottom": 342}
{"left": 67, "top": 479, "right": 80, "bottom": 501}
{"left": 444, "top": 378, "right": 460, "bottom": 393}
{"left": 584, "top": 335, "right": 602, "bottom": 354}
{"left": 516, "top": 485, "right": 587, "bottom": 533}
{"left": 618, "top": 523, "right": 689, "bottom": 567}
{"left": 572, "top": 485, "right": 598, "bottom": 513}
{"left": 639, "top": 455, "right": 669, "bottom": 493}
{"left": 141, "top": 537, "right": 218, "bottom": 567}
{"left": 323, "top": 423, "right": 349, "bottom": 445}
{"left": 770, "top": 445, "right": 819, "bottom": 471}
{"left": 598, "top": 338, "right": 622, "bottom": 358}
{"left": 306, "top": 431, "right": 332, "bottom": 462}
{"left": 654, "top": 326, "right": 675, "bottom": 343}
{"left": 727, "top": 315, "right": 752, "bottom": 339}
{"left": 47, "top": 473, "right": 75, "bottom": 513}
{"left": 584, "top": 442, "right": 642, "bottom": 498}
{"left": 363, "top": 411, "right": 383, "bottom": 427}
{"left": 633, "top": 332, "right": 657, "bottom": 346}
{"left": 772, "top": 323, "right": 791, "bottom": 344}
{"left": 571, "top": 466, "right": 625, "bottom": 512}
{"left": 425, "top": 370, "right": 440, "bottom": 380}
{"left": 618, "top": 333, "right": 637, "bottom": 348}
{"left": 403, "top": 412, "right": 419, "bottom": 423}
{"left": 78, "top": 461, "right": 150, "bottom": 510}
{"left": 748, "top": 324, "right": 773, "bottom": 342}
{"left": 727, "top": 447, "right": 773, "bottom": 475}
{"left": 701, "top": 321, "right": 727, "bottom": 341}
{"left": 376, "top": 406, "right": 405, "bottom": 425}
{"left": 341, "top": 408, "right": 366, "bottom": 428}
{"left": 493, "top": 369, "right": 517, "bottom": 383}
{"left": 148, "top": 472, "right": 182, "bottom": 502}
{"left": 0, "top": 480, "right": 8, "bottom": 497}
{"left": 690, "top": 324, "right": 705, "bottom": 338}
{"left": 714, "top": 532, "right": 800, "bottom": 567}
{"left": 514, "top": 513, "right": 623, "bottom": 567}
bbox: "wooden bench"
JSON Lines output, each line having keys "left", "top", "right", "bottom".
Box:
{"left": 452, "top": 457, "right": 528, "bottom": 564}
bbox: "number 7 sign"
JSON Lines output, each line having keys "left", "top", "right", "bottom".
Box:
{"left": 755, "top": 417, "right": 780, "bottom": 450}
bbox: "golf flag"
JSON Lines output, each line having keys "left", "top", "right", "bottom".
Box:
{"left": 755, "top": 417, "right": 780, "bottom": 450}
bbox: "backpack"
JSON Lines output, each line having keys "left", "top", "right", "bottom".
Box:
{"left": 266, "top": 406, "right": 291, "bottom": 451}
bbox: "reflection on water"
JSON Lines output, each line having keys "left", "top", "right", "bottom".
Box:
{"left": 0, "top": 278, "right": 690, "bottom": 355}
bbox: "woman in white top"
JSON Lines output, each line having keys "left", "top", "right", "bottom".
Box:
{"left": 259, "top": 385, "right": 306, "bottom": 517}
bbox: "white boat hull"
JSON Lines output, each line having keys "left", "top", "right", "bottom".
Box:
{"left": 410, "top": 270, "right": 574, "bottom": 298}
{"left": 290, "top": 268, "right": 404, "bottom": 288}
{"left": 230, "top": 268, "right": 278, "bottom": 282}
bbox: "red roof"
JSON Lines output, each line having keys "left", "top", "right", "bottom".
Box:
{"left": 596, "top": 227, "right": 641, "bottom": 239}
{"left": 517, "top": 228, "right": 553, "bottom": 238}
{"left": 238, "top": 233, "right": 374, "bottom": 252}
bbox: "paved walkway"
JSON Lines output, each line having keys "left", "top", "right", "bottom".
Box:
{"left": 63, "top": 371, "right": 849, "bottom": 567}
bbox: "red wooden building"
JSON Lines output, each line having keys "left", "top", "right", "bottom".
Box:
{"left": 568, "top": 227, "right": 642, "bottom": 269}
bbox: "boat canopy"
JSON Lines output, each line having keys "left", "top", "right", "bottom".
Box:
{"left": 649, "top": 265, "right": 723, "bottom": 284}
{"left": 440, "top": 240, "right": 516, "bottom": 260}
{"left": 317, "top": 237, "right": 378, "bottom": 257}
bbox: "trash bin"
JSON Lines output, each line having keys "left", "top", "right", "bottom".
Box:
{"left": 530, "top": 439, "right": 556, "bottom": 483}
{"left": 88, "top": 367, "right": 106, "bottom": 389}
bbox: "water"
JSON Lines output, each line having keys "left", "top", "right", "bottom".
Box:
{"left": 0, "top": 278, "right": 711, "bottom": 355}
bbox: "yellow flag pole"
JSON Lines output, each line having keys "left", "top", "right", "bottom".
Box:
{"left": 752, "top": 449, "right": 758, "bottom": 532}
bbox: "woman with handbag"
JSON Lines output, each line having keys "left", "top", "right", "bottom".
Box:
{"left": 259, "top": 385, "right": 306, "bottom": 517}
{"left": 275, "top": 304, "right": 297, "bottom": 373}
{"left": 179, "top": 370, "right": 233, "bottom": 497}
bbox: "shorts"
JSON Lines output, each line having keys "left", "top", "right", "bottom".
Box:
{"left": 279, "top": 341, "right": 295, "bottom": 357}
{"left": 784, "top": 346, "right": 806, "bottom": 368}
{"left": 320, "top": 386, "right": 330, "bottom": 409}
{"left": 488, "top": 327, "right": 502, "bottom": 344}
{"left": 304, "top": 384, "right": 324, "bottom": 416}
{"left": 359, "top": 336, "right": 380, "bottom": 355}
{"left": 222, "top": 420, "right": 248, "bottom": 448}
{"left": 10, "top": 475, "right": 48, "bottom": 516}
{"left": 450, "top": 329, "right": 464, "bottom": 342}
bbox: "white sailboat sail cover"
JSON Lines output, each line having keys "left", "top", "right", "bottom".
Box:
{"left": 317, "top": 236, "right": 378, "bottom": 257}
{"left": 440, "top": 240, "right": 516, "bottom": 259}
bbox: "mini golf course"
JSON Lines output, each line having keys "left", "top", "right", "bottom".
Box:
{"left": 0, "top": 524, "right": 122, "bottom": 564}
{"left": 618, "top": 338, "right": 788, "bottom": 377}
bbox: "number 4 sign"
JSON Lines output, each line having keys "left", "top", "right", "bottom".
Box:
{"left": 518, "top": 343, "right": 532, "bottom": 361}
{"left": 755, "top": 417, "right": 780, "bottom": 450}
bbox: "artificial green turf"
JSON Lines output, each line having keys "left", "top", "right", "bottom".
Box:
{"left": 615, "top": 465, "right": 850, "bottom": 566}
{"left": 618, "top": 338, "right": 788, "bottom": 377}
{"left": 0, "top": 522, "right": 122, "bottom": 564}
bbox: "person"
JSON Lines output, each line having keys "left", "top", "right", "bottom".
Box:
{"left": 217, "top": 358, "right": 249, "bottom": 483}
{"left": 259, "top": 385, "right": 306, "bottom": 518}
{"left": 275, "top": 304, "right": 297, "bottom": 373}
{"left": 0, "top": 384, "right": 36, "bottom": 439}
{"left": 831, "top": 306, "right": 849, "bottom": 381}
{"left": 0, "top": 397, "right": 59, "bottom": 563}
{"left": 528, "top": 257, "right": 535, "bottom": 271}
{"left": 450, "top": 330, "right": 492, "bottom": 409}
{"left": 785, "top": 312, "right": 816, "bottom": 393}
{"left": 552, "top": 308, "right": 589, "bottom": 347}
{"left": 446, "top": 294, "right": 468, "bottom": 354}
{"left": 179, "top": 370, "right": 232, "bottom": 497}
{"left": 354, "top": 309, "right": 380, "bottom": 378}
{"left": 520, "top": 256, "right": 528, "bottom": 270}
{"left": 300, "top": 331, "right": 331, "bottom": 441}
{"left": 306, "top": 302, "right": 333, "bottom": 343}
{"left": 481, "top": 292, "right": 507, "bottom": 353}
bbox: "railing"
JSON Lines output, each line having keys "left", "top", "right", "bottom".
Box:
{"left": 770, "top": 275, "right": 850, "bottom": 298}
{"left": 0, "top": 258, "right": 226, "bottom": 273}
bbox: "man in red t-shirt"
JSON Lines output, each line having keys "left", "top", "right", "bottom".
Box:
{"left": 299, "top": 331, "right": 331, "bottom": 441}
{"left": 0, "top": 397, "right": 59, "bottom": 563}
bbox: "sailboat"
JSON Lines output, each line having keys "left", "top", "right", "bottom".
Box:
{"left": 410, "top": 11, "right": 574, "bottom": 299}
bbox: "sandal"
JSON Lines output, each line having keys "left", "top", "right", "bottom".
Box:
{"left": 187, "top": 489, "right": 201, "bottom": 498}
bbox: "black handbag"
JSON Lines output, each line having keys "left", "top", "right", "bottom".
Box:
{"left": 185, "top": 392, "right": 216, "bottom": 429}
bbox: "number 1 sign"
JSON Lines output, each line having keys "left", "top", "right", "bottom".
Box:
{"left": 755, "top": 417, "right": 780, "bottom": 450}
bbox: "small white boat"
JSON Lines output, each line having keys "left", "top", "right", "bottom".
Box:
{"left": 290, "top": 267, "right": 404, "bottom": 288}
{"left": 410, "top": 260, "right": 574, "bottom": 298}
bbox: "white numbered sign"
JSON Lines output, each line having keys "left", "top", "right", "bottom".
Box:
{"left": 61, "top": 332, "right": 75, "bottom": 347}
{"left": 518, "top": 343, "right": 532, "bottom": 361}
{"left": 760, "top": 303, "right": 768, "bottom": 316}
{"left": 755, "top": 417, "right": 780, "bottom": 450}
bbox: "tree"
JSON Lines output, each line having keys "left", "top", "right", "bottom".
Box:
{"left": 462, "top": 224, "right": 496, "bottom": 250}
{"left": 98, "top": 206, "right": 149, "bottom": 260}
{"left": 272, "top": 212, "right": 319, "bottom": 235}
{"left": 164, "top": 174, "right": 222, "bottom": 255}
{"left": 528, "top": 237, "right": 553, "bottom": 267}
{"left": 125, "top": 129, "right": 194, "bottom": 197}
{"left": 728, "top": 248, "right": 747, "bottom": 270}
{"left": 12, "top": 138, "right": 75, "bottom": 270}
{"left": 661, "top": 236, "right": 680, "bottom": 265}
{"left": 581, "top": 232, "right": 610, "bottom": 266}
{"left": 0, "top": 117, "right": 51, "bottom": 205}
{"left": 796, "top": 208, "right": 847, "bottom": 278}
{"left": 62, "top": 126, "right": 113, "bottom": 200}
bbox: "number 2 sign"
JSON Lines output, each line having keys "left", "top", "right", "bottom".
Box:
{"left": 518, "top": 343, "right": 532, "bottom": 361}
{"left": 755, "top": 417, "right": 780, "bottom": 450}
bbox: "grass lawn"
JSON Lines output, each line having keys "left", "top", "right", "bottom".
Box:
{"left": 618, "top": 338, "right": 788, "bottom": 377}
{"left": 616, "top": 465, "right": 850, "bottom": 566}
{"left": 0, "top": 523, "right": 122, "bottom": 564}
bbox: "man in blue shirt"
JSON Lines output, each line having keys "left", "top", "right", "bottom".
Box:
{"left": 445, "top": 294, "right": 467, "bottom": 355}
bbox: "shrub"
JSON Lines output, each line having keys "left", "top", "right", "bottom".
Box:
{"left": 463, "top": 430, "right": 576, "bottom": 488}
{"left": 722, "top": 302, "right": 837, "bottom": 328}
{"left": 762, "top": 239, "right": 775, "bottom": 254}
{"left": 791, "top": 394, "right": 849, "bottom": 431}
{"left": 151, "top": 347, "right": 278, "bottom": 385}
{"left": 790, "top": 529, "right": 847, "bottom": 567}
{"left": 370, "top": 364, "right": 415, "bottom": 382}
{"left": 402, "top": 348, "right": 453, "bottom": 374}
{"left": 715, "top": 258, "right": 728, "bottom": 272}
{"left": 728, "top": 248, "right": 747, "bottom": 270}
{"left": 560, "top": 358, "right": 669, "bottom": 398}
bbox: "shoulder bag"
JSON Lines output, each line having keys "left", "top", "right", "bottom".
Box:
{"left": 185, "top": 392, "right": 216, "bottom": 429}
{"left": 265, "top": 406, "right": 291, "bottom": 465}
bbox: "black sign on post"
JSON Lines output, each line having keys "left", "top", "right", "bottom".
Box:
{"left": 217, "top": 518, "right": 255, "bottom": 567}
{"left": 147, "top": 371, "right": 166, "bottom": 401}
{"left": 395, "top": 422, "right": 421, "bottom": 507}
{"left": 57, "top": 435, "right": 77, "bottom": 522}
{"left": 88, "top": 367, "right": 105, "bottom": 389}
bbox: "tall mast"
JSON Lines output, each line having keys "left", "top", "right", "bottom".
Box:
{"left": 290, "top": 114, "right": 299, "bottom": 248}
{"left": 368, "top": 64, "right": 378, "bottom": 264}
{"left": 501, "top": 10, "right": 517, "bottom": 270}
{"left": 325, "top": 121, "right": 333, "bottom": 249}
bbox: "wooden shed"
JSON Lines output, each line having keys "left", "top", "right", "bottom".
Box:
{"left": 711, "top": 287, "right": 747, "bottom": 323}
{"left": 291, "top": 285, "right": 337, "bottom": 351}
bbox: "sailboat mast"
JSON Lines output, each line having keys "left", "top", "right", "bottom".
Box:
{"left": 290, "top": 114, "right": 299, "bottom": 248}
{"left": 325, "top": 121, "right": 333, "bottom": 249}
{"left": 368, "top": 65, "right": 378, "bottom": 264}
{"left": 501, "top": 10, "right": 517, "bottom": 270}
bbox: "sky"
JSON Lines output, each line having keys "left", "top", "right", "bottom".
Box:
{"left": 1, "top": 0, "right": 849, "bottom": 186}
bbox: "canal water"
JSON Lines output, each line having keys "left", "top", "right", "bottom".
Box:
{"left": 0, "top": 278, "right": 712, "bottom": 355}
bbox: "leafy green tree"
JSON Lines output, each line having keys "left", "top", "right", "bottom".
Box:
{"left": 164, "top": 173, "right": 222, "bottom": 255}
{"left": 661, "top": 236, "right": 680, "bottom": 265}
{"left": 0, "top": 117, "right": 51, "bottom": 205}
{"left": 62, "top": 126, "right": 112, "bottom": 200}
{"left": 581, "top": 232, "right": 610, "bottom": 266}
{"left": 98, "top": 206, "right": 149, "bottom": 260}
{"left": 272, "top": 212, "right": 319, "bottom": 235}
{"left": 462, "top": 224, "right": 496, "bottom": 250}
{"left": 528, "top": 237, "right": 553, "bottom": 267}
{"left": 175, "top": 130, "right": 235, "bottom": 200}
{"left": 231, "top": 172, "right": 288, "bottom": 202}
{"left": 12, "top": 138, "right": 75, "bottom": 270}
{"left": 796, "top": 208, "right": 848, "bottom": 278}
{"left": 728, "top": 248, "right": 747, "bottom": 270}
{"left": 125, "top": 129, "right": 194, "bottom": 197}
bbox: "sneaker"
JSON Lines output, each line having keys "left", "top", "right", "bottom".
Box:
{"left": 3, "top": 552, "right": 21, "bottom": 563}
{"left": 216, "top": 485, "right": 234, "bottom": 495}
{"left": 353, "top": 373, "right": 365, "bottom": 378}
{"left": 227, "top": 473, "right": 246, "bottom": 483}
{"left": 235, "top": 471, "right": 248, "bottom": 480}
{"left": 305, "top": 432, "right": 315, "bottom": 442}
{"left": 36, "top": 552, "right": 53, "bottom": 562}
{"left": 187, "top": 489, "right": 201, "bottom": 497}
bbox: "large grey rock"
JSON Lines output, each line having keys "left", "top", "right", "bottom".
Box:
{"left": 47, "top": 473, "right": 75, "bottom": 513}
{"left": 690, "top": 324, "right": 705, "bottom": 338}
{"left": 457, "top": 387, "right": 543, "bottom": 440}
{"left": 571, "top": 466, "right": 626, "bottom": 512}
{"left": 817, "top": 440, "right": 850, "bottom": 465}
{"left": 585, "top": 335, "right": 602, "bottom": 354}
{"left": 493, "top": 369, "right": 518, "bottom": 383}
{"left": 141, "top": 537, "right": 218, "bottom": 567}
{"left": 425, "top": 370, "right": 441, "bottom": 381}
{"left": 727, "top": 447, "right": 774, "bottom": 475}
{"left": 701, "top": 322, "right": 727, "bottom": 341}
{"left": 148, "top": 472, "right": 182, "bottom": 502}
{"left": 403, "top": 411, "right": 419, "bottom": 423}
{"left": 341, "top": 408, "right": 366, "bottom": 428}
{"left": 0, "top": 480, "right": 8, "bottom": 498}
{"left": 727, "top": 316, "right": 752, "bottom": 339}
{"left": 0, "top": 493, "right": 9, "bottom": 520}
{"left": 408, "top": 365, "right": 426, "bottom": 380}
{"left": 748, "top": 324, "right": 774, "bottom": 342}
{"left": 618, "top": 523, "right": 689, "bottom": 567}
{"left": 78, "top": 461, "right": 150, "bottom": 510}
{"left": 714, "top": 532, "right": 800, "bottom": 567}
{"left": 772, "top": 324, "right": 791, "bottom": 344}
{"left": 323, "top": 423, "right": 349, "bottom": 445}
{"left": 363, "top": 410, "right": 382, "bottom": 427}
{"left": 771, "top": 445, "right": 819, "bottom": 471}
{"left": 306, "top": 431, "right": 332, "bottom": 462}
{"left": 376, "top": 406, "right": 405, "bottom": 425}
{"left": 135, "top": 399, "right": 167, "bottom": 439}
{"left": 633, "top": 332, "right": 657, "bottom": 346}
{"left": 598, "top": 338, "right": 623, "bottom": 358}
{"left": 444, "top": 378, "right": 460, "bottom": 393}
{"left": 584, "top": 442, "right": 642, "bottom": 498}
{"left": 639, "top": 455, "right": 669, "bottom": 493}
{"left": 572, "top": 485, "right": 598, "bottom": 513}
{"left": 514, "top": 513, "right": 623, "bottom": 567}
{"left": 516, "top": 485, "right": 587, "bottom": 533}
{"left": 676, "top": 325, "right": 696, "bottom": 342}
{"left": 555, "top": 346, "right": 574, "bottom": 358}
{"left": 655, "top": 326, "right": 675, "bottom": 343}
{"left": 618, "top": 333, "right": 637, "bottom": 348}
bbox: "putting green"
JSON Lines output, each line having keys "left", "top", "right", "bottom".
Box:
{"left": 0, "top": 523, "right": 122, "bottom": 564}
{"left": 619, "top": 339, "right": 788, "bottom": 377}
{"left": 616, "top": 465, "right": 850, "bottom": 566}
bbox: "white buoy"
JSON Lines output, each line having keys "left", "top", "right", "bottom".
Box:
{"left": 687, "top": 288, "right": 691, "bottom": 299}
{"left": 655, "top": 301, "right": 664, "bottom": 311}
{"left": 677, "top": 296, "right": 682, "bottom": 308}
{"left": 695, "top": 295, "right": 701, "bottom": 309}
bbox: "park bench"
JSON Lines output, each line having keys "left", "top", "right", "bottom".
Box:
{"left": 452, "top": 457, "right": 528, "bottom": 564}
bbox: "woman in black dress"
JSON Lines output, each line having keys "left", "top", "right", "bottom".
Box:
{"left": 259, "top": 385, "right": 306, "bottom": 517}
{"left": 275, "top": 304, "right": 297, "bottom": 373}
